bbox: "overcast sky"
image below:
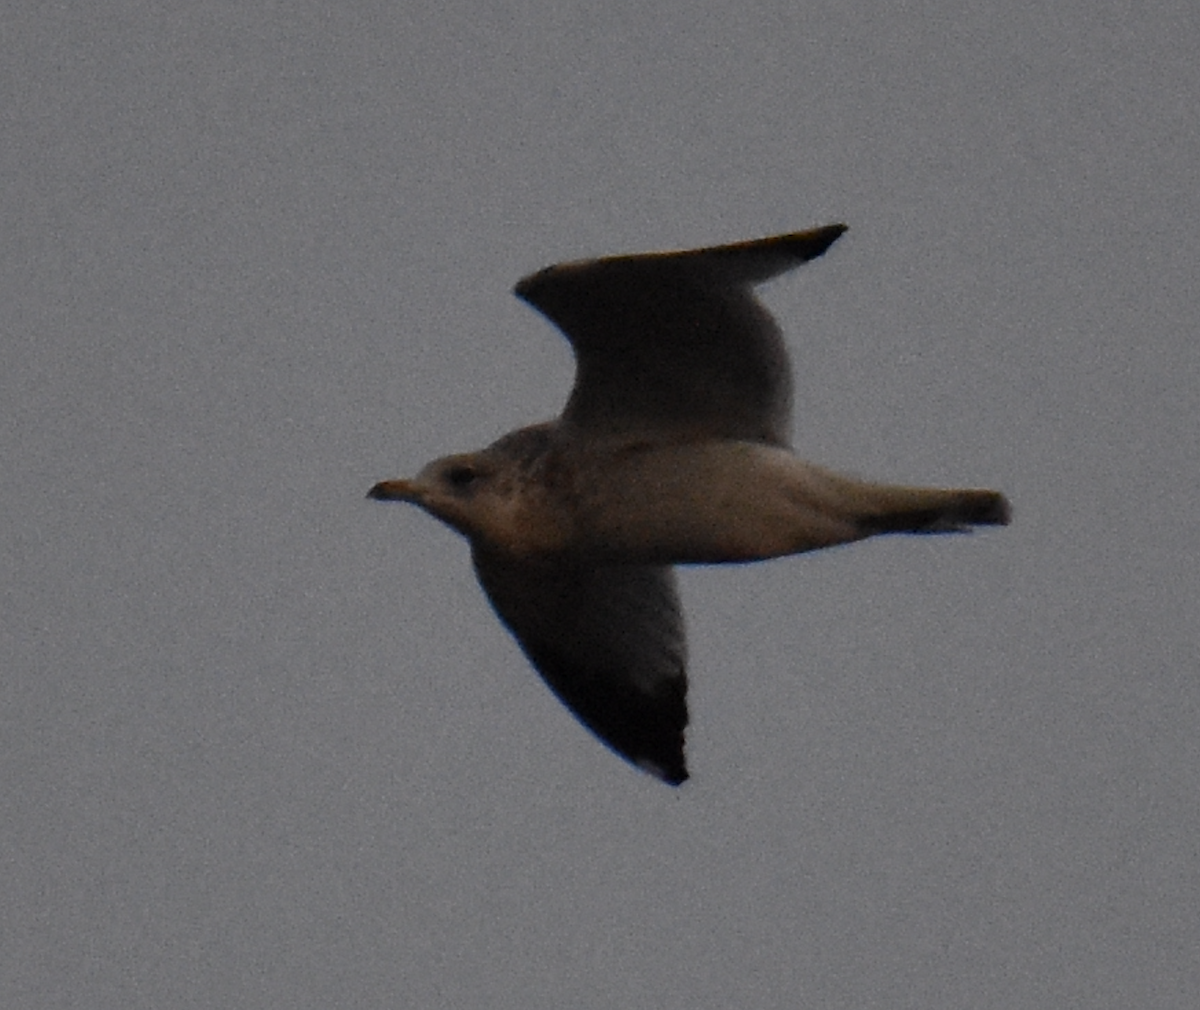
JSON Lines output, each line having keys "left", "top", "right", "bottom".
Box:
{"left": 4, "top": 2, "right": 1199, "bottom": 1007}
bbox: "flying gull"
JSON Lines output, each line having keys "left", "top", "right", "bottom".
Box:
{"left": 369, "top": 225, "right": 1010, "bottom": 785}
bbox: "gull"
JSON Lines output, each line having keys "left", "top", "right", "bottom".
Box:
{"left": 369, "top": 225, "right": 1010, "bottom": 785}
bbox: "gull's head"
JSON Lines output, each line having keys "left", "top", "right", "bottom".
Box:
{"left": 368, "top": 452, "right": 507, "bottom": 543}
{"left": 369, "top": 424, "right": 571, "bottom": 557}
{"left": 364, "top": 451, "right": 540, "bottom": 554}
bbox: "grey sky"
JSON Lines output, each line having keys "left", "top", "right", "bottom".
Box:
{"left": 4, "top": 2, "right": 1198, "bottom": 1007}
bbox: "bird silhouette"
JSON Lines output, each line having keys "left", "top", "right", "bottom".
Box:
{"left": 370, "top": 226, "right": 1010, "bottom": 784}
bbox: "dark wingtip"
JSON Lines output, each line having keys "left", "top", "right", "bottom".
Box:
{"left": 778, "top": 222, "right": 848, "bottom": 262}
{"left": 513, "top": 222, "right": 850, "bottom": 303}
{"left": 522, "top": 644, "right": 690, "bottom": 788}
{"left": 962, "top": 490, "right": 1012, "bottom": 527}
{"left": 640, "top": 756, "right": 689, "bottom": 787}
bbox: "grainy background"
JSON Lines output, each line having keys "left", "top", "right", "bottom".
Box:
{"left": 5, "top": 2, "right": 1197, "bottom": 1006}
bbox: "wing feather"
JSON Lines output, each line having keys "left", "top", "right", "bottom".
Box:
{"left": 473, "top": 550, "right": 689, "bottom": 784}
{"left": 514, "top": 225, "right": 847, "bottom": 446}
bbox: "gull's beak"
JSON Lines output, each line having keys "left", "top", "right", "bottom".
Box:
{"left": 367, "top": 478, "right": 420, "bottom": 502}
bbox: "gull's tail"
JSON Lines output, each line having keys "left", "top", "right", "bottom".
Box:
{"left": 855, "top": 486, "right": 1011, "bottom": 536}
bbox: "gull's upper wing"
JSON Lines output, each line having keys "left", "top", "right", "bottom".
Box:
{"left": 472, "top": 550, "right": 688, "bottom": 785}
{"left": 514, "top": 225, "right": 847, "bottom": 447}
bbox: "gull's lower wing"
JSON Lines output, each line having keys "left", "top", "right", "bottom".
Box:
{"left": 472, "top": 550, "right": 688, "bottom": 785}
{"left": 514, "top": 225, "right": 847, "bottom": 447}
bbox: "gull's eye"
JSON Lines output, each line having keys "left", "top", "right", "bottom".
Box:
{"left": 445, "top": 464, "right": 478, "bottom": 489}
